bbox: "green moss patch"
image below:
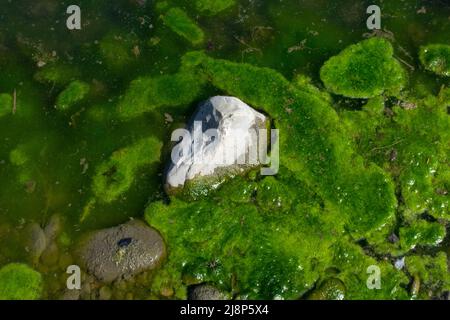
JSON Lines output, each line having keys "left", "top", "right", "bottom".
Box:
{"left": 56, "top": 80, "right": 90, "bottom": 111}
{"left": 195, "top": 0, "right": 235, "bottom": 15}
{"left": 0, "top": 263, "right": 43, "bottom": 300}
{"left": 320, "top": 37, "right": 406, "bottom": 98}
{"left": 399, "top": 220, "right": 446, "bottom": 250}
{"left": 0, "top": 93, "right": 12, "bottom": 117}
{"left": 419, "top": 44, "right": 450, "bottom": 77}
{"left": 162, "top": 8, "right": 205, "bottom": 45}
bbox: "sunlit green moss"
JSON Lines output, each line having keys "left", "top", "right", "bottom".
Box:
{"left": 330, "top": 241, "right": 409, "bottom": 299}
{"left": 405, "top": 253, "right": 450, "bottom": 299}
{"left": 419, "top": 44, "right": 450, "bottom": 77}
{"left": 195, "top": 0, "right": 235, "bottom": 15}
{"left": 162, "top": 8, "right": 204, "bottom": 45}
{"left": 320, "top": 37, "right": 406, "bottom": 98}
{"left": 0, "top": 93, "right": 12, "bottom": 117}
{"left": 0, "top": 263, "right": 43, "bottom": 300}
{"left": 56, "top": 80, "right": 90, "bottom": 111}
{"left": 91, "top": 137, "right": 162, "bottom": 203}
{"left": 145, "top": 172, "right": 342, "bottom": 299}
{"left": 399, "top": 220, "right": 446, "bottom": 250}
{"left": 189, "top": 51, "right": 396, "bottom": 236}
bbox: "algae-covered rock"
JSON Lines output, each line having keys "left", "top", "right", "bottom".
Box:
{"left": 56, "top": 80, "right": 90, "bottom": 111}
{"left": 188, "top": 284, "right": 229, "bottom": 300}
{"left": 99, "top": 32, "right": 139, "bottom": 71}
{"left": 307, "top": 278, "right": 345, "bottom": 300}
{"left": 320, "top": 37, "right": 406, "bottom": 98}
{"left": 0, "top": 263, "right": 43, "bottom": 300}
{"left": 195, "top": 0, "right": 235, "bottom": 15}
{"left": 34, "top": 63, "right": 80, "bottom": 86}
{"left": 90, "top": 137, "right": 162, "bottom": 204}
{"left": 419, "top": 44, "right": 450, "bottom": 77}
{"left": 79, "top": 220, "right": 165, "bottom": 283}
{"left": 0, "top": 93, "right": 12, "bottom": 117}
{"left": 163, "top": 8, "right": 204, "bottom": 45}
{"left": 399, "top": 220, "right": 446, "bottom": 250}
{"left": 165, "top": 96, "right": 268, "bottom": 197}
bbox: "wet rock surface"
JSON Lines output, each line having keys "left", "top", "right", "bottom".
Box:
{"left": 79, "top": 220, "right": 165, "bottom": 283}
{"left": 188, "top": 284, "right": 229, "bottom": 300}
{"left": 165, "top": 96, "right": 268, "bottom": 192}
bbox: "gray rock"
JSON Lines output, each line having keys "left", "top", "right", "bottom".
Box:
{"left": 79, "top": 220, "right": 165, "bottom": 283}
{"left": 165, "top": 96, "right": 268, "bottom": 193}
{"left": 188, "top": 284, "right": 229, "bottom": 300}
{"left": 44, "top": 214, "right": 62, "bottom": 243}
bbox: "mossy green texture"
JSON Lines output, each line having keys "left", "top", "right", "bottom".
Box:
{"left": 118, "top": 72, "right": 205, "bottom": 119}
{"left": 341, "top": 95, "right": 450, "bottom": 222}
{"left": 34, "top": 63, "right": 80, "bottom": 87}
{"left": 306, "top": 278, "right": 345, "bottom": 300}
{"left": 0, "top": 263, "right": 43, "bottom": 300}
{"left": 419, "top": 44, "right": 450, "bottom": 77}
{"left": 405, "top": 253, "right": 450, "bottom": 299}
{"left": 320, "top": 37, "right": 406, "bottom": 98}
{"left": 162, "top": 8, "right": 205, "bottom": 45}
{"left": 0, "top": 93, "right": 12, "bottom": 117}
{"left": 56, "top": 81, "right": 90, "bottom": 111}
{"left": 330, "top": 241, "right": 409, "bottom": 299}
{"left": 399, "top": 220, "right": 446, "bottom": 250}
{"left": 99, "top": 33, "right": 138, "bottom": 71}
{"left": 145, "top": 171, "right": 344, "bottom": 299}
{"left": 189, "top": 51, "right": 396, "bottom": 236}
{"left": 91, "top": 137, "right": 162, "bottom": 203}
{"left": 195, "top": 0, "right": 235, "bottom": 15}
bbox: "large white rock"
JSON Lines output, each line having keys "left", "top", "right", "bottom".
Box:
{"left": 166, "top": 96, "right": 268, "bottom": 192}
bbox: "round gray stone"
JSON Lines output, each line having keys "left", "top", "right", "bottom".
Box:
{"left": 79, "top": 220, "right": 165, "bottom": 283}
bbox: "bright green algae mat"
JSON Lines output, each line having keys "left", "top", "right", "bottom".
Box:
{"left": 0, "top": 0, "right": 449, "bottom": 300}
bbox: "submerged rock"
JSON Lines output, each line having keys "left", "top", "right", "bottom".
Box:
{"left": 188, "top": 284, "right": 229, "bottom": 300}
{"left": 79, "top": 220, "right": 165, "bottom": 283}
{"left": 165, "top": 96, "right": 268, "bottom": 196}
{"left": 25, "top": 223, "right": 47, "bottom": 264}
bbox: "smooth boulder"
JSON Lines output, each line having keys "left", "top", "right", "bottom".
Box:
{"left": 79, "top": 220, "right": 165, "bottom": 283}
{"left": 166, "top": 96, "right": 268, "bottom": 192}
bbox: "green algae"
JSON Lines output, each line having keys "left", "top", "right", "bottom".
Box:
{"left": 118, "top": 72, "right": 206, "bottom": 119}
{"left": 0, "top": 93, "right": 12, "bottom": 117}
{"left": 99, "top": 32, "right": 140, "bottom": 71}
{"left": 0, "top": 263, "right": 43, "bottom": 300}
{"left": 405, "top": 253, "right": 450, "bottom": 299}
{"left": 56, "top": 80, "right": 90, "bottom": 111}
{"left": 399, "top": 220, "right": 446, "bottom": 250}
{"left": 162, "top": 8, "right": 204, "bottom": 45}
{"left": 34, "top": 63, "right": 80, "bottom": 87}
{"left": 194, "top": 0, "right": 235, "bottom": 15}
{"left": 306, "top": 278, "right": 346, "bottom": 300}
{"left": 419, "top": 44, "right": 450, "bottom": 77}
{"left": 90, "top": 137, "right": 163, "bottom": 204}
{"left": 320, "top": 37, "right": 406, "bottom": 98}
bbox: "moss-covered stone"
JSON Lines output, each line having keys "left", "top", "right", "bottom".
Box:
{"left": 56, "top": 80, "right": 90, "bottom": 111}
{"left": 320, "top": 37, "right": 406, "bottom": 98}
{"left": 0, "top": 93, "right": 12, "bottom": 117}
{"left": 162, "top": 8, "right": 204, "bottom": 45}
{"left": 399, "top": 220, "right": 446, "bottom": 250}
{"left": 307, "top": 278, "right": 345, "bottom": 300}
{"left": 419, "top": 44, "right": 450, "bottom": 77}
{"left": 0, "top": 263, "right": 43, "bottom": 300}
{"left": 91, "top": 137, "right": 162, "bottom": 203}
{"left": 190, "top": 51, "right": 397, "bottom": 236}
{"left": 195, "top": 0, "right": 235, "bottom": 15}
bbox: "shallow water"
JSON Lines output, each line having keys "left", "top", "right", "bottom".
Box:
{"left": 0, "top": 0, "right": 449, "bottom": 300}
